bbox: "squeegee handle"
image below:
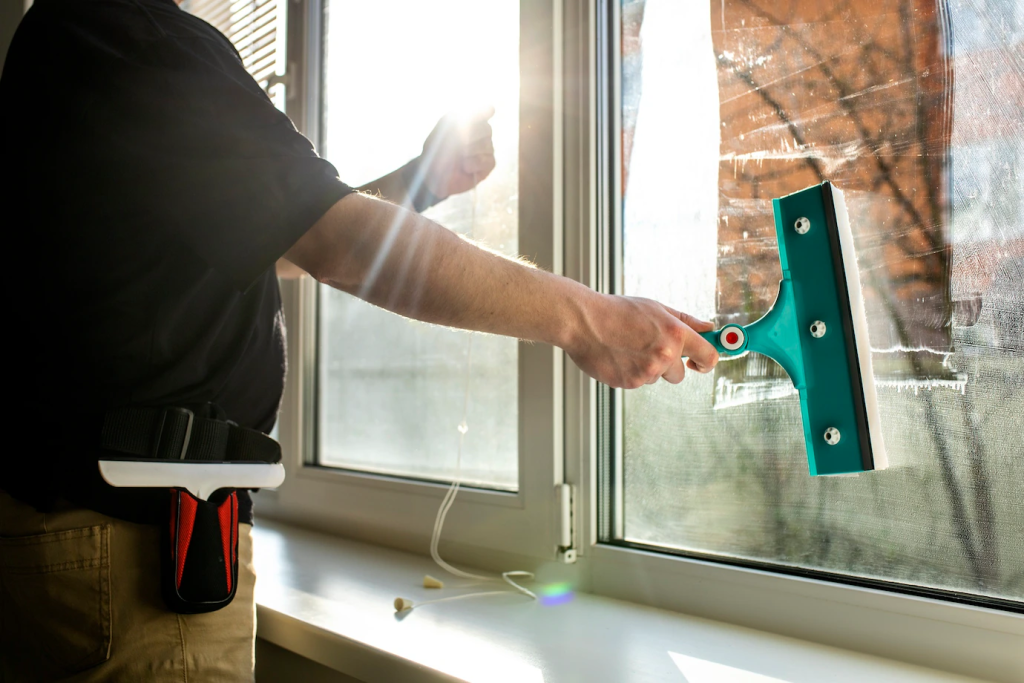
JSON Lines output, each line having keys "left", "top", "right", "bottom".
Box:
{"left": 691, "top": 280, "right": 806, "bottom": 389}
{"left": 698, "top": 328, "right": 744, "bottom": 357}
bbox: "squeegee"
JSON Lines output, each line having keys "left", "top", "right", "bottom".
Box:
{"left": 698, "top": 182, "right": 887, "bottom": 476}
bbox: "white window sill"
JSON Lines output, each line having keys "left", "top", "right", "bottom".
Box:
{"left": 252, "top": 521, "right": 990, "bottom": 683}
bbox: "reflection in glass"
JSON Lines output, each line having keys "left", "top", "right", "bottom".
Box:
{"left": 317, "top": 0, "right": 520, "bottom": 490}
{"left": 620, "top": 0, "right": 1022, "bottom": 600}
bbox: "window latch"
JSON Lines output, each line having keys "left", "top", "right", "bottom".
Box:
{"left": 264, "top": 65, "right": 296, "bottom": 100}
{"left": 557, "top": 483, "right": 577, "bottom": 564}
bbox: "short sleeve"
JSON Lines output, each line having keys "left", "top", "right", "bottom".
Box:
{"left": 50, "top": 4, "right": 355, "bottom": 290}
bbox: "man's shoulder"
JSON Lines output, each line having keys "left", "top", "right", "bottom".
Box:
{"left": 6, "top": 0, "right": 243, "bottom": 90}
{"left": 21, "top": 0, "right": 226, "bottom": 50}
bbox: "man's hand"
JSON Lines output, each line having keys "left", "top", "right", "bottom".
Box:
{"left": 286, "top": 194, "right": 719, "bottom": 390}
{"left": 564, "top": 296, "right": 719, "bottom": 389}
{"left": 355, "top": 108, "right": 496, "bottom": 211}
{"left": 417, "top": 107, "right": 496, "bottom": 199}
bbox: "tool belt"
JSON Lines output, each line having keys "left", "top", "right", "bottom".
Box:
{"left": 100, "top": 405, "right": 282, "bottom": 614}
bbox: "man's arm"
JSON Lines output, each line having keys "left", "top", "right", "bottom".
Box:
{"left": 355, "top": 163, "right": 415, "bottom": 207}
{"left": 281, "top": 110, "right": 498, "bottom": 280}
{"left": 355, "top": 109, "right": 497, "bottom": 210}
{"left": 275, "top": 257, "right": 307, "bottom": 279}
{"left": 285, "top": 193, "right": 719, "bottom": 389}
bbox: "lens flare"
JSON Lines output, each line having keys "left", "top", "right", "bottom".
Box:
{"left": 538, "top": 582, "right": 575, "bottom": 607}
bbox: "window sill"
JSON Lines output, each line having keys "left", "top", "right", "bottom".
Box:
{"left": 252, "top": 521, "right": 994, "bottom": 683}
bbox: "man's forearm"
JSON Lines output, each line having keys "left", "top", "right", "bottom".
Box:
{"left": 355, "top": 159, "right": 439, "bottom": 213}
{"left": 286, "top": 193, "right": 584, "bottom": 348}
{"left": 285, "top": 193, "right": 719, "bottom": 388}
{"left": 355, "top": 164, "right": 412, "bottom": 206}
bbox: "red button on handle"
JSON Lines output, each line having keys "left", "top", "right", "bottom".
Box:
{"left": 719, "top": 325, "right": 746, "bottom": 352}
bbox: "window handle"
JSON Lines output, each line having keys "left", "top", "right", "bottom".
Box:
{"left": 264, "top": 72, "right": 291, "bottom": 93}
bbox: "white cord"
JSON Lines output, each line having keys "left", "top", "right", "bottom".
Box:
{"left": 399, "top": 172, "right": 536, "bottom": 612}
{"left": 424, "top": 335, "right": 536, "bottom": 600}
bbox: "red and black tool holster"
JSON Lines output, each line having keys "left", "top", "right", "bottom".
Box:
{"left": 164, "top": 488, "right": 240, "bottom": 613}
{"left": 101, "top": 405, "right": 281, "bottom": 614}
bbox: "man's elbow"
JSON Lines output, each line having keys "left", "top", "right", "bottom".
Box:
{"left": 275, "top": 257, "right": 308, "bottom": 279}
{"left": 285, "top": 193, "right": 396, "bottom": 293}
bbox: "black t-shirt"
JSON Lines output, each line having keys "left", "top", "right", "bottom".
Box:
{"left": 0, "top": 0, "right": 353, "bottom": 523}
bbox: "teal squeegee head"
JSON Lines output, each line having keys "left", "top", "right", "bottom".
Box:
{"left": 697, "top": 182, "right": 887, "bottom": 476}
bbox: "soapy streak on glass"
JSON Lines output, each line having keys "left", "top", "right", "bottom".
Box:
{"left": 618, "top": 0, "right": 1022, "bottom": 601}
{"left": 316, "top": 0, "right": 520, "bottom": 490}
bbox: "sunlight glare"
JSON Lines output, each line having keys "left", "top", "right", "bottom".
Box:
{"left": 323, "top": 0, "right": 520, "bottom": 186}
{"left": 669, "top": 652, "right": 791, "bottom": 683}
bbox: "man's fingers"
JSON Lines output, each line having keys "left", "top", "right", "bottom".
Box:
{"left": 466, "top": 104, "right": 496, "bottom": 123}
{"left": 660, "top": 303, "right": 716, "bottom": 372}
{"left": 681, "top": 326, "right": 719, "bottom": 373}
{"left": 462, "top": 153, "right": 496, "bottom": 176}
{"left": 463, "top": 119, "right": 493, "bottom": 144}
{"left": 680, "top": 313, "right": 715, "bottom": 333}
{"left": 465, "top": 137, "right": 494, "bottom": 156}
{"left": 661, "top": 357, "right": 686, "bottom": 384}
{"left": 663, "top": 305, "right": 715, "bottom": 333}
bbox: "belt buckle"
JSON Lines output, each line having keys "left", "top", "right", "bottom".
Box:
{"left": 156, "top": 407, "right": 194, "bottom": 460}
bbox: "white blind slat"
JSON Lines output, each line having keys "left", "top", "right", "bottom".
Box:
{"left": 186, "top": 0, "right": 283, "bottom": 93}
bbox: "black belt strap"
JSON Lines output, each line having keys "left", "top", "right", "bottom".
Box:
{"left": 101, "top": 407, "right": 281, "bottom": 464}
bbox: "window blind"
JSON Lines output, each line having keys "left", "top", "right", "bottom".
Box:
{"left": 183, "top": 0, "right": 284, "bottom": 92}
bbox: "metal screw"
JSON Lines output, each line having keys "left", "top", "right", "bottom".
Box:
{"left": 794, "top": 217, "right": 811, "bottom": 234}
{"left": 824, "top": 427, "right": 841, "bottom": 445}
{"left": 810, "top": 320, "right": 826, "bottom": 338}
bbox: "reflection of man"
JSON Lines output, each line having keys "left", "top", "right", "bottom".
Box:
{"left": 0, "top": 0, "right": 717, "bottom": 680}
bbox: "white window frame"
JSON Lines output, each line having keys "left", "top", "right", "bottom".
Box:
{"left": 562, "top": 2, "right": 1022, "bottom": 681}
{"left": 259, "top": 0, "right": 1021, "bottom": 679}
{"left": 259, "top": 0, "right": 567, "bottom": 564}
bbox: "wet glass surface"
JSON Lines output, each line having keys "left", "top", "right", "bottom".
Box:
{"left": 619, "top": 0, "right": 1022, "bottom": 600}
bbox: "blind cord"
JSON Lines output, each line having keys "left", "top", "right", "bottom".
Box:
{"left": 396, "top": 172, "right": 536, "bottom": 612}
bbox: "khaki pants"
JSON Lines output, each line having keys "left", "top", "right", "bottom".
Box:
{"left": 0, "top": 490, "right": 255, "bottom": 682}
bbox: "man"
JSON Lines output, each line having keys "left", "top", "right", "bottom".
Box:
{"left": 0, "top": 0, "right": 719, "bottom": 680}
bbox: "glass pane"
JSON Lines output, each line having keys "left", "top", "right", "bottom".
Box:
{"left": 618, "top": 0, "right": 1022, "bottom": 601}
{"left": 317, "top": 0, "right": 520, "bottom": 490}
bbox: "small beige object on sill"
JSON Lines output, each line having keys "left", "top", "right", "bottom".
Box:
{"left": 422, "top": 575, "right": 444, "bottom": 589}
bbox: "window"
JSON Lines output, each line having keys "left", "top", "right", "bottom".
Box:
{"left": 184, "top": 0, "right": 288, "bottom": 110}
{"left": 256, "top": 0, "right": 1017, "bottom": 673}
{"left": 316, "top": 0, "right": 520, "bottom": 490}
{"left": 260, "top": 0, "right": 561, "bottom": 562}
{"left": 605, "top": 0, "right": 1022, "bottom": 607}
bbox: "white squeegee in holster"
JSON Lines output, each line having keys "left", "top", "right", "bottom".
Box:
{"left": 97, "top": 405, "right": 285, "bottom": 614}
